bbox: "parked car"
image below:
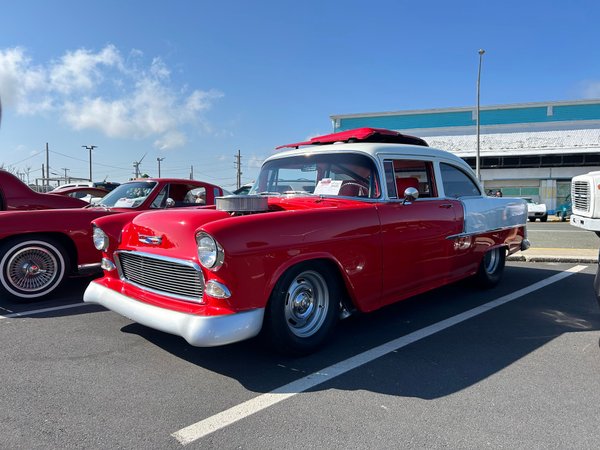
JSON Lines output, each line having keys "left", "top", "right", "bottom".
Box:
{"left": 50, "top": 181, "right": 120, "bottom": 193}
{"left": 0, "top": 170, "right": 88, "bottom": 210}
{"left": 555, "top": 195, "right": 572, "bottom": 222}
{"left": 522, "top": 197, "right": 548, "bottom": 222}
{"left": 52, "top": 186, "right": 111, "bottom": 204}
{"left": 232, "top": 183, "right": 253, "bottom": 195}
{"left": 84, "top": 127, "right": 529, "bottom": 355}
{"left": 0, "top": 178, "right": 226, "bottom": 302}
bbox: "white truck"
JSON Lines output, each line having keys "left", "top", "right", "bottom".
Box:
{"left": 570, "top": 171, "right": 600, "bottom": 234}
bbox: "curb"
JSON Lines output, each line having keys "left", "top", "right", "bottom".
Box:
{"left": 507, "top": 254, "right": 598, "bottom": 263}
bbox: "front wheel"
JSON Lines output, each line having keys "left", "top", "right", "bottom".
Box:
{"left": 475, "top": 246, "right": 506, "bottom": 288}
{"left": 0, "top": 237, "right": 69, "bottom": 302}
{"left": 540, "top": 214, "right": 548, "bottom": 222}
{"left": 264, "top": 262, "right": 339, "bottom": 355}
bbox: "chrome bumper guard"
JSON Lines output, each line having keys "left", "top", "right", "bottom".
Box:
{"left": 83, "top": 281, "right": 264, "bottom": 347}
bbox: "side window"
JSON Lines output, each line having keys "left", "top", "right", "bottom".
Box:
{"left": 440, "top": 163, "right": 481, "bottom": 198}
{"left": 187, "top": 187, "right": 206, "bottom": 205}
{"left": 150, "top": 185, "right": 169, "bottom": 208}
{"left": 384, "top": 159, "right": 435, "bottom": 199}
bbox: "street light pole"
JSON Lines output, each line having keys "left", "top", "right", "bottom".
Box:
{"left": 82, "top": 145, "right": 97, "bottom": 182}
{"left": 157, "top": 157, "right": 165, "bottom": 177}
{"left": 476, "top": 49, "right": 485, "bottom": 183}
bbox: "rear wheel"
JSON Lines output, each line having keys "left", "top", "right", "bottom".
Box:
{"left": 264, "top": 262, "right": 339, "bottom": 355}
{"left": 540, "top": 214, "right": 548, "bottom": 222}
{"left": 475, "top": 246, "right": 505, "bottom": 288}
{"left": 0, "top": 237, "right": 69, "bottom": 302}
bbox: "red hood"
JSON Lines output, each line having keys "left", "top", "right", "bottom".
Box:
{"left": 120, "top": 196, "right": 367, "bottom": 256}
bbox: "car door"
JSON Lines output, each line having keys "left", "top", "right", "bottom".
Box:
{"left": 376, "top": 158, "right": 463, "bottom": 307}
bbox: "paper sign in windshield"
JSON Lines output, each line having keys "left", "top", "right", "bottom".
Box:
{"left": 314, "top": 178, "right": 343, "bottom": 195}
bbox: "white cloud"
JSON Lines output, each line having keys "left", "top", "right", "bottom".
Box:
{"left": 154, "top": 130, "right": 187, "bottom": 150}
{"left": 581, "top": 80, "right": 600, "bottom": 98}
{"left": 0, "top": 45, "right": 223, "bottom": 149}
{"left": 49, "top": 45, "right": 122, "bottom": 94}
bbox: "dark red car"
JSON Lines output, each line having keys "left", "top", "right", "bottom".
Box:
{"left": 0, "top": 170, "right": 88, "bottom": 210}
{"left": 0, "top": 178, "right": 226, "bottom": 302}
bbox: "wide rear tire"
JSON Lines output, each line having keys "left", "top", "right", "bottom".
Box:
{"left": 475, "top": 246, "right": 505, "bottom": 288}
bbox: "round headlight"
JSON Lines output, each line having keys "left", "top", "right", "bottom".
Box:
{"left": 92, "top": 226, "right": 109, "bottom": 251}
{"left": 196, "top": 232, "right": 223, "bottom": 270}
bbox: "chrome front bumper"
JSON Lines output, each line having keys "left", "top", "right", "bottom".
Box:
{"left": 83, "top": 281, "right": 264, "bottom": 347}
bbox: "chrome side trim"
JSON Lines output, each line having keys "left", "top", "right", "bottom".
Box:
{"left": 83, "top": 281, "right": 264, "bottom": 347}
{"left": 446, "top": 224, "right": 524, "bottom": 240}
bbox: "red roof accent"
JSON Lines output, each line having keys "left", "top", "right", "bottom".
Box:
{"left": 276, "top": 127, "right": 428, "bottom": 149}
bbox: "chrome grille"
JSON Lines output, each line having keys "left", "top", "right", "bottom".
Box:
{"left": 572, "top": 181, "right": 590, "bottom": 213}
{"left": 116, "top": 251, "right": 204, "bottom": 302}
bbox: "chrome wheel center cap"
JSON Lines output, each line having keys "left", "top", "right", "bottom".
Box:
{"left": 23, "top": 263, "right": 41, "bottom": 276}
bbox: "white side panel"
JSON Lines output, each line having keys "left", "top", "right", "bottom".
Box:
{"left": 461, "top": 197, "right": 527, "bottom": 234}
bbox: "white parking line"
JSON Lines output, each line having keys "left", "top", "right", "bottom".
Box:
{"left": 172, "top": 264, "right": 588, "bottom": 445}
{"left": 0, "top": 302, "right": 88, "bottom": 319}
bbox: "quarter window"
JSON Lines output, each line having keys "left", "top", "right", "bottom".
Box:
{"left": 440, "top": 163, "right": 481, "bottom": 198}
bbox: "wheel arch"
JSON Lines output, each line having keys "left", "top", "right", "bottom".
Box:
{"left": 265, "top": 256, "right": 356, "bottom": 316}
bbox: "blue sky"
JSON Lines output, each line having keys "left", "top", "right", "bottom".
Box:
{"left": 1, "top": 0, "right": 599, "bottom": 189}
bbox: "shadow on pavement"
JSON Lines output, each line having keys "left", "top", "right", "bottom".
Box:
{"left": 119, "top": 263, "right": 600, "bottom": 399}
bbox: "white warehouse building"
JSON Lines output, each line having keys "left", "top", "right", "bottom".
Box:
{"left": 331, "top": 99, "right": 600, "bottom": 213}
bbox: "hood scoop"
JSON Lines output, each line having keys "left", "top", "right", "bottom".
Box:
{"left": 216, "top": 195, "right": 268, "bottom": 215}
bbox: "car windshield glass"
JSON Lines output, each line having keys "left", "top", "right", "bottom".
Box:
{"left": 98, "top": 181, "right": 157, "bottom": 208}
{"left": 251, "top": 153, "right": 380, "bottom": 199}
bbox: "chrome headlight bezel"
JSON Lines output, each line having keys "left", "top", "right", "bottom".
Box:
{"left": 196, "top": 232, "right": 224, "bottom": 270}
{"left": 92, "top": 225, "right": 109, "bottom": 251}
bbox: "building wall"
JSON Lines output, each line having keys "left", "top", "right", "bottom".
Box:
{"left": 331, "top": 99, "right": 600, "bottom": 213}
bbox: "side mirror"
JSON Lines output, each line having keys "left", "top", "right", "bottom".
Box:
{"left": 165, "top": 198, "right": 175, "bottom": 208}
{"left": 403, "top": 187, "right": 419, "bottom": 204}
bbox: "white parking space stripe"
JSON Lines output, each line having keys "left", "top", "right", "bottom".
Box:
{"left": 0, "top": 302, "right": 88, "bottom": 319}
{"left": 172, "top": 265, "right": 588, "bottom": 445}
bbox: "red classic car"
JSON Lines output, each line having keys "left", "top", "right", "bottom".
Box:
{"left": 0, "top": 178, "right": 226, "bottom": 301}
{"left": 84, "top": 128, "right": 530, "bottom": 355}
{"left": 0, "top": 170, "right": 88, "bottom": 210}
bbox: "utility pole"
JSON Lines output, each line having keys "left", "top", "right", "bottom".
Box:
{"left": 157, "top": 157, "right": 165, "bottom": 177}
{"left": 132, "top": 153, "right": 147, "bottom": 179}
{"left": 45, "top": 143, "right": 50, "bottom": 188}
{"left": 62, "top": 168, "right": 69, "bottom": 184}
{"left": 234, "top": 150, "right": 242, "bottom": 189}
{"left": 82, "top": 145, "right": 97, "bottom": 182}
{"left": 190, "top": 165, "right": 194, "bottom": 180}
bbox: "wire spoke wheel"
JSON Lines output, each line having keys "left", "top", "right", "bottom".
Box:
{"left": 0, "top": 239, "right": 67, "bottom": 300}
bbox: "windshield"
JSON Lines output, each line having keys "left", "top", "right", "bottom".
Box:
{"left": 251, "top": 153, "right": 380, "bottom": 199}
{"left": 98, "top": 181, "right": 158, "bottom": 208}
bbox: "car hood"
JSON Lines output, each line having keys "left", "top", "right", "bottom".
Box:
{"left": 119, "top": 196, "right": 368, "bottom": 256}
